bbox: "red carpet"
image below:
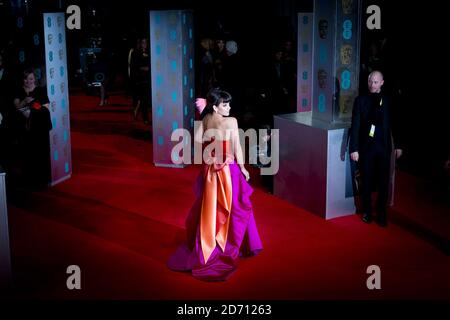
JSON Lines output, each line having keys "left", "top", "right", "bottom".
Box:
{"left": 5, "top": 92, "right": 450, "bottom": 300}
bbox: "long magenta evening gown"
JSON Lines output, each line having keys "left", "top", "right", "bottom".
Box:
{"left": 167, "top": 140, "right": 263, "bottom": 281}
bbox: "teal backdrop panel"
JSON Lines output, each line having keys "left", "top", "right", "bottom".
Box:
{"left": 150, "top": 10, "right": 195, "bottom": 167}
{"left": 44, "top": 13, "right": 72, "bottom": 185}
{"left": 297, "top": 13, "right": 313, "bottom": 113}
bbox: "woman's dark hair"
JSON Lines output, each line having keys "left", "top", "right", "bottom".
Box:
{"left": 23, "top": 68, "right": 35, "bottom": 79}
{"left": 200, "top": 88, "right": 232, "bottom": 119}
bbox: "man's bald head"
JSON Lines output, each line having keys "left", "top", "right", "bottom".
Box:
{"left": 368, "top": 70, "right": 384, "bottom": 93}
{"left": 368, "top": 71, "right": 384, "bottom": 81}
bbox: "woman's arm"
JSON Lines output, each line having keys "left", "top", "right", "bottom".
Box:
{"left": 229, "top": 118, "right": 250, "bottom": 181}
{"left": 14, "top": 97, "right": 33, "bottom": 109}
{"left": 13, "top": 98, "right": 22, "bottom": 109}
{"left": 349, "top": 96, "right": 361, "bottom": 161}
{"left": 38, "top": 87, "right": 50, "bottom": 108}
{"left": 230, "top": 118, "right": 243, "bottom": 165}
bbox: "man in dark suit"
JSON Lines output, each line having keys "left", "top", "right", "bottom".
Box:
{"left": 349, "top": 71, "right": 403, "bottom": 227}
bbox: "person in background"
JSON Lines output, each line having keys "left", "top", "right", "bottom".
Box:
{"left": 349, "top": 71, "right": 403, "bottom": 227}
{"left": 130, "top": 38, "right": 151, "bottom": 124}
{"left": 13, "top": 68, "right": 52, "bottom": 189}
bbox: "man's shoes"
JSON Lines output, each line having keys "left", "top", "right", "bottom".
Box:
{"left": 376, "top": 209, "right": 388, "bottom": 227}
{"left": 361, "top": 214, "right": 372, "bottom": 224}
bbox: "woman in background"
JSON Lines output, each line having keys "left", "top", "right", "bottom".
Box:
{"left": 13, "top": 68, "right": 52, "bottom": 189}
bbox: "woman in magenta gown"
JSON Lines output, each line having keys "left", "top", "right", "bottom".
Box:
{"left": 167, "top": 88, "right": 263, "bottom": 281}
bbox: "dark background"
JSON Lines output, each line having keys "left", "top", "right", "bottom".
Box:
{"left": 0, "top": 0, "right": 447, "bottom": 180}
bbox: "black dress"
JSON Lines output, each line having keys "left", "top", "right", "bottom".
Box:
{"left": 130, "top": 49, "right": 151, "bottom": 122}
{"left": 14, "top": 86, "right": 53, "bottom": 188}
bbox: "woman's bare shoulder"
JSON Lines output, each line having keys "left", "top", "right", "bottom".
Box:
{"left": 224, "top": 117, "right": 238, "bottom": 128}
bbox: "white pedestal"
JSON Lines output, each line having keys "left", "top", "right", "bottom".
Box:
{"left": 0, "top": 167, "right": 12, "bottom": 288}
{"left": 274, "top": 113, "right": 355, "bottom": 219}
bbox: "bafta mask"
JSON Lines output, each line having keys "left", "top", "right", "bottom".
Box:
{"left": 342, "top": 0, "right": 353, "bottom": 15}
{"left": 318, "top": 20, "right": 329, "bottom": 39}
{"left": 340, "top": 44, "right": 353, "bottom": 65}
{"left": 340, "top": 95, "right": 352, "bottom": 114}
{"left": 318, "top": 69, "right": 328, "bottom": 89}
